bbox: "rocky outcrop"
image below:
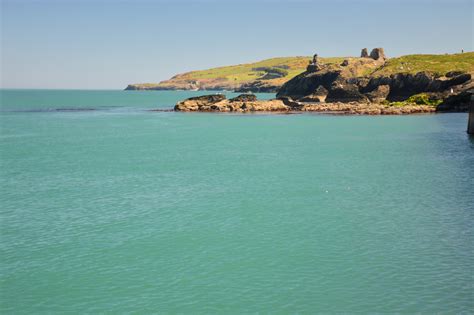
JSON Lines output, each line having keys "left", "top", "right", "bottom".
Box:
{"left": 174, "top": 94, "right": 226, "bottom": 111}
{"left": 436, "top": 80, "right": 474, "bottom": 112}
{"left": 298, "top": 86, "right": 328, "bottom": 103}
{"left": 364, "top": 72, "right": 471, "bottom": 100}
{"left": 326, "top": 81, "right": 369, "bottom": 103}
{"left": 365, "top": 85, "right": 390, "bottom": 103}
{"left": 229, "top": 94, "right": 257, "bottom": 102}
{"left": 174, "top": 94, "right": 289, "bottom": 112}
{"left": 174, "top": 94, "right": 437, "bottom": 115}
{"left": 277, "top": 47, "right": 471, "bottom": 108}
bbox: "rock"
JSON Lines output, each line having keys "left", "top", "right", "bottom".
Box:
{"left": 277, "top": 70, "right": 341, "bottom": 100}
{"left": 235, "top": 80, "right": 280, "bottom": 93}
{"left": 360, "top": 48, "right": 369, "bottom": 58}
{"left": 298, "top": 85, "right": 329, "bottom": 103}
{"left": 341, "top": 60, "right": 349, "bottom": 66}
{"left": 363, "top": 72, "right": 472, "bottom": 100}
{"left": 188, "top": 94, "right": 226, "bottom": 103}
{"left": 446, "top": 71, "right": 466, "bottom": 78}
{"left": 229, "top": 94, "right": 257, "bottom": 102}
{"left": 306, "top": 64, "right": 321, "bottom": 73}
{"left": 175, "top": 94, "right": 289, "bottom": 112}
{"left": 442, "top": 73, "right": 471, "bottom": 88}
{"left": 369, "top": 48, "right": 386, "bottom": 60}
{"left": 174, "top": 94, "right": 439, "bottom": 115}
{"left": 174, "top": 94, "right": 226, "bottom": 111}
{"left": 437, "top": 89, "right": 473, "bottom": 112}
{"left": 365, "top": 85, "right": 390, "bottom": 103}
{"left": 326, "top": 81, "right": 368, "bottom": 103}
{"left": 278, "top": 96, "right": 302, "bottom": 108}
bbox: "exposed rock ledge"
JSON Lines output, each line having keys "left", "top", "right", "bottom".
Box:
{"left": 174, "top": 94, "right": 437, "bottom": 115}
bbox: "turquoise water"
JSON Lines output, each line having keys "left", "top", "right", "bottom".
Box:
{"left": 1, "top": 90, "right": 473, "bottom": 313}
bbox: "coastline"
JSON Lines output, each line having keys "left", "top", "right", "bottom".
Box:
{"left": 173, "top": 95, "right": 440, "bottom": 115}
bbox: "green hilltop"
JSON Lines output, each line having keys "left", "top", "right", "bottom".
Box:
{"left": 125, "top": 52, "right": 474, "bottom": 91}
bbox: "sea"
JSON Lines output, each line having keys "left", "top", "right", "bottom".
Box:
{"left": 1, "top": 89, "right": 473, "bottom": 313}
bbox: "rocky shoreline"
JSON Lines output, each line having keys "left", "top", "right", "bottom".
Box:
{"left": 173, "top": 48, "right": 473, "bottom": 115}
{"left": 173, "top": 94, "right": 438, "bottom": 115}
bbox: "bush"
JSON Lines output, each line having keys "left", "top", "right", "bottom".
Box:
{"left": 406, "top": 93, "right": 442, "bottom": 106}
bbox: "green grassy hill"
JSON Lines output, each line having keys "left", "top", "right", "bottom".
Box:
{"left": 126, "top": 52, "right": 474, "bottom": 91}
{"left": 371, "top": 53, "right": 474, "bottom": 76}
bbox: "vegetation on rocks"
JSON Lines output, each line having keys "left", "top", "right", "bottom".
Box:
{"left": 381, "top": 93, "right": 443, "bottom": 107}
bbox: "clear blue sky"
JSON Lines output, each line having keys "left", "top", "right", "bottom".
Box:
{"left": 1, "top": 0, "right": 473, "bottom": 89}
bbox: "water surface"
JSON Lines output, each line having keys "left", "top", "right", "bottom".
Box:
{"left": 1, "top": 90, "right": 473, "bottom": 313}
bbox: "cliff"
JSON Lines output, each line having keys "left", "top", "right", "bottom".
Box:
{"left": 277, "top": 49, "right": 473, "bottom": 111}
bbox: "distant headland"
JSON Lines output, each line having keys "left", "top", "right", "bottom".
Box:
{"left": 125, "top": 49, "right": 474, "bottom": 94}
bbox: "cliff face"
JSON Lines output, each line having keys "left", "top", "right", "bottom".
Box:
{"left": 277, "top": 49, "right": 473, "bottom": 109}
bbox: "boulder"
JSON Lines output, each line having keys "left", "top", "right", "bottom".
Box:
{"left": 326, "top": 81, "right": 368, "bottom": 103}
{"left": 445, "top": 71, "right": 466, "bottom": 78}
{"left": 365, "top": 85, "right": 390, "bottom": 103}
{"left": 278, "top": 96, "right": 302, "bottom": 108}
{"left": 437, "top": 89, "right": 473, "bottom": 112}
{"left": 175, "top": 94, "right": 290, "bottom": 112}
{"left": 341, "top": 59, "right": 349, "bottom": 66}
{"left": 187, "top": 94, "right": 226, "bottom": 103}
{"left": 298, "top": 85, "right": 329, "bottom": 103}
{"left": 174, "top": 94, "right": 226, "bottom": 111}
{"left": 277, "top": 70, "right": 341, "bottom": 100}
{"left": 229, "top": 94, "right": 257, "bottom": 102}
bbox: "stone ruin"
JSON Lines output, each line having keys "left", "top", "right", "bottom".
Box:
{"left": 361, "top": 47, "right": 386, "bottom": 60}
{"left": 360, "top": 48, "right": 369, "bottom": 58}
{"left": 306, "top": 48, "right": 386, "bottom": 73}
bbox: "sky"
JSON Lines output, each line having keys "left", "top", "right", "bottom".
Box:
{"left": 1, "top": 0, "right": 473, "bottom": 89}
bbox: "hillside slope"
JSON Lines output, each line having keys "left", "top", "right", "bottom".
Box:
{"left": 125, "top": 52, "right": 474, "bottom": 92}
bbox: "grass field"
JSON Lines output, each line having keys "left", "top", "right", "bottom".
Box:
{"left": 371, "top": 52, "right": 474, "bottom": 76}
{"left": 128, "top": 52, "right": 474, "bottom": 89}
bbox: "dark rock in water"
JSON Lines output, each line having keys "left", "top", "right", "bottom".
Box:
{"left": 326, "top": 81, "right": 368, "bottom": 103}
{"left": 174, "top": 94, "right": 226, "bottom": 111}
{"left": 229, "top": 94, "right": 257, "bottom": 102}
{"left": 187, "top": 94, "right": 226, "bottom": 103}
{"left": 365, "top": 85, "right": 390, "bottom": 103}
{"left": 360, "top": 48, "right": 369, "bottom": 58}
{"left": 369, "top": 48, "right": 386, "bottom": 60}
